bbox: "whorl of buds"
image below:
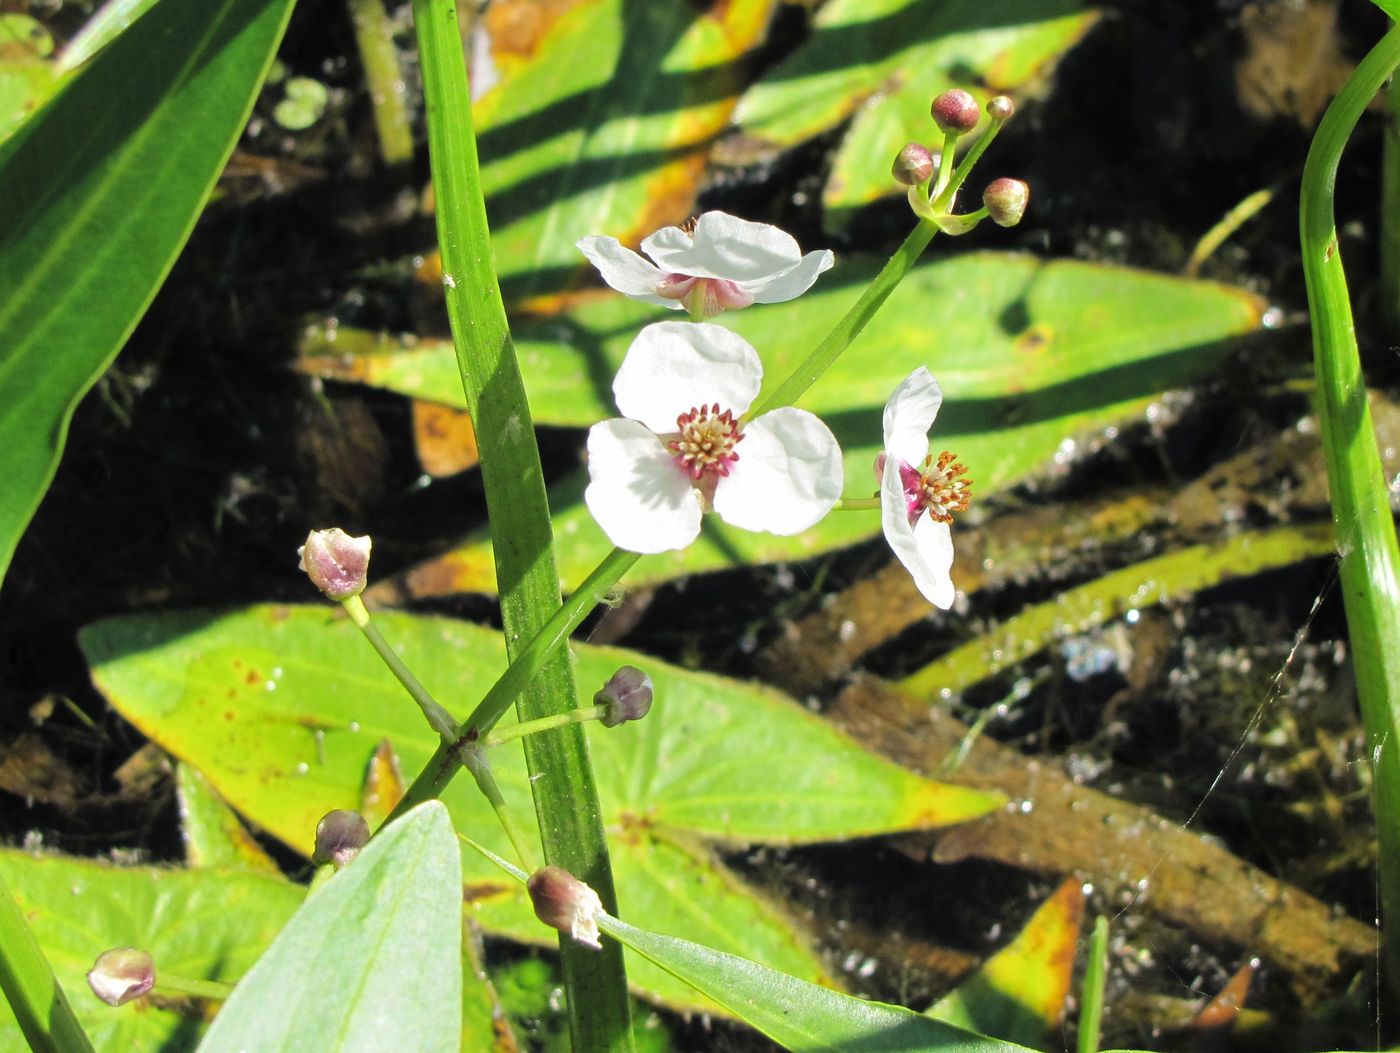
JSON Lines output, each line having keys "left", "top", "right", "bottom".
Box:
{"left": 931, "top": 89, "right": 980, "bottom": 135}
{"left": 595, "top": 666, "right": 653, "bottom": 728}
{"left": 986, "top": 95, "right": 1015, "bottom": 123}
{"left": 891, "top": 142, "right": 936, "bottom": 187}
{"left": 983, "top": 178, "right": 1029, "bottom": 227}
{"left": 88, "top": 947, "right": 155, "bottom": 1007}
{"left": 313, "top": 809, "right": 371, "bottom": 868}
{"left": 298, "top": 528, "right": 371, "bottom": 600}
{"left": 527, "top": 866, "right": 604, "bottom": 950}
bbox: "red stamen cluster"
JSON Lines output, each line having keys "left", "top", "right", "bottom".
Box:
{"left": 669, "top": 404, "right": 743, "bottom": 480}
{"left": 916, "top": 450, "right": 972, "bottom": 523}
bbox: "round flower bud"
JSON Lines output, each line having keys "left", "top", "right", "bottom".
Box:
{"left": 298, "top": 528, "right": 371, "bottom": 600}
{"left": 986, "top": 95, "right": 1015, "bottom": 122}
{"left": 528, "top": 866, "right": 604, "bottom": 950}
{"left": 595, "top": 666, "right": 653, "bottom": 728}
{"left": 88, "top": 947, "right": 155, "bottom": 1007}
{"left": 313, "top": 809, "right": 371, "bottom": 868}
{"left": 891, "top": 143, "right": 936, "bottom": 186}
{"left": 931, "top": 89, "right": 980, "bottom": 135}
{"left": 983, "top": 178, "right": 1029, "bottom": 227}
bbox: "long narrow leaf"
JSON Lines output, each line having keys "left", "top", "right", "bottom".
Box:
{"left": 0, "top": 0, "right": 297, "bottom": 582}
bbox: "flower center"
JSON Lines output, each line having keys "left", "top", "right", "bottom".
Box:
{"left": 901, "top": 451, "right": 971, "bottom": 525}
{"left": 669, "top": 403, "right": 743, "bottom": 481}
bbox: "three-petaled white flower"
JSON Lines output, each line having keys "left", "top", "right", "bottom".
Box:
{"left": 878, "top": 367, "right": 971, "bottom": 609}
{"left": 577, "top": 211, "right": 834, "bottom": 319}
{"left": 585, "top": 321, "right": 843, "bottom": 553}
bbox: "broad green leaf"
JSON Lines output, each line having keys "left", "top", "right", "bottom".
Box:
{"left": 727, "top": 0, "right": 1096, "bottom": 229}
{"left": 929, "top": 878, "right": 1084, "bottom": 1048}
{"left": 900, "top": 523, "right": 1335, "bottom": 699}
{"left": 301, "top": 253, "right": 1264, "bottom": 594}
{"left": 80, "top": 604, "right": 1000, "bottom": 1014}
{"left": 473, "top": 0, "right": 778, "bottom": 304}
{"left": 0, "top": 849, "right": 302, "bottom": 1051}
{"left": 598, "top": 913, "right": 1037, "bottom": 1053}
{"left": 0, "top": 0, "right": 296, "bottom": 585}
{"left": 176, "top": 762, "right": 281, "bottom": 874}
{"left": 197, "top": 801, "right": 461, "bottom": 1053}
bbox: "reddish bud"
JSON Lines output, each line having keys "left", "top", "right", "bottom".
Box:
{"left": 313, "top": 809, "right": 371, "bottom": 868}
{"left": 88, "top": 948, "right": 155, "bottom": 1006}
{"left": 528, "top": 866, "right": 604, "bottom": 949}
{"left": 983, "top": 178, "right": 1029, "bottom": 227}
{"left": 931, "top": 89, "right": 980, "bottom": 135}
{"left": 595, "top": 666, "right": 653, "bottom": 727}
{"left": 891, "top": 142, "right": 936, "bottom": 186}
{"left": 298, "top": 528, "right": 371, "bottom": 600}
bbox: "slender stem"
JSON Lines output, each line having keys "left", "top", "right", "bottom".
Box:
{"left": 348, "top": 0, "right": 414, "bottom": 166}
{"left": 750, "top": 218, "right": 939, "bottom": 417}
{"left": 1184, "top": 186, "right": 1275, "bottom": 278}
{"left": 485, "top": 706, "right": 608, "bottom": 748}
{"left": 1299, "top": 18, "right": 1400, "bottom": 1011}
{"left": 463, "top": 746, "right": 538, "bottom": 871}
{"left": 934, "top": 114, "right": 1008, "bottom": 213}
{"left": 836, "top": 496, "right": 881, "bottom": 511}
{"left": 407, "top": 6, "right": 633, "bottom": 1044}
{"left": 1077, "top": 915, "right": 1110, "bottom": 1053}
{"left": 342, "top": 595, "right": 457, "bottom": 742}
{"left": 385, "top": 546, "right": 641, "bottom": 821}
{"left": 155, "top": 973, "right": 236, "bottom": 1002}
{"left": 930, "top": 130, "right": 960, "bottom": 203}
{"left": 0, "top": 874, "right": 96, "bottom": 1053}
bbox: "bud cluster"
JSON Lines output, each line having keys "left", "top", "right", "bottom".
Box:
{"left": 891, "top": 89, "right": 1028, "bottom": 236}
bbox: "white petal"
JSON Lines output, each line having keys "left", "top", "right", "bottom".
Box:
{"left": 880, "top": 455, "right": 955, "bottom": 608}
{"left": 585, "top": 419, "right": 702, "bottom": 553}
{"left": 744, "top": 249, "right": 834, "bottom": 304}
{"left": 576, "top": 235, "right": 678, "bottom": 308}
{"left": 882, "top": 366, "right": 942, "bottom": 468}
{"left": 712, "top": 408, "right": 842, "bottom": 535}
{"left": 612, "top": 321, "right": 762, "bottom": 433}
{"left": 642, "top": 211, "right": 803, "bottom": 283}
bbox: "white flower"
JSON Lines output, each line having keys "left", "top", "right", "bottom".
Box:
{"left": 878, "top": 368, "right": 971, "bottom": 609}
{"left": 585, "top": 321, "right": 843, "bottom": 553}
{"left": 576, "top": 211, "right": 834, "bottom": 319}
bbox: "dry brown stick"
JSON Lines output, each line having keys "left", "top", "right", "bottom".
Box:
{"left": 831, "top": 676, "right": 1376, "bottom": 999}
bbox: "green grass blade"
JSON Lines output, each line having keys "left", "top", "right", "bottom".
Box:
{"left": 1299, "top": 18, "right": 1400, "bottom": 1006}
{"left": 1077, "top": 916, "right": 1109, "bottom": 1053}
{"left": 409, "top": 1, "right": 633, "bottom": 1047}
{"left": 0, "top": 0, "right": 297, "bottom": 584}
{"left": 0, "top": 873, "right": 96, "bottom": 1053}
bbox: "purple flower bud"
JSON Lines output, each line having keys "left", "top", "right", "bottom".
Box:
{"left": 88, "top": 947, "right": 155, "bottom": 1007}
{"left": 931, "top": 89, "right": 980, "bottom": 136}
{"left": 595, "top": 666, "right": 653, "bottom": 728}
{"left": 983, "top": 178, "right": 1029, "bottom": 227}
{"left": 313, "top": 809, "right": 371, "bottom": 868}
{"left": 891, "top": 142, "right": 936, "bottom": 186}
{"left": 298, "top": 528, "right": 371, "bottom": 600}
{"left": 527, "top": 866, "right": 604, "bottom": 949}
{"left": 986, "top": 96, "right": 1015, "bottom": 123}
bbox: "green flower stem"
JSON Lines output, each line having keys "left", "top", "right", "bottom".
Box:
{"left": 1077, "top": 915, "right": 1110, "bottom": 1053}
{"left": 154, "top": 973, "right": 236, "bottom": 1002}
{"left": 341, "top": 595, "right": 457, "bottom": 742}
{"left": 934, "top": 113, "right": 1008, "bottom": 213}
{"left": 1300, "top": 18, "right": 1400, "bottom": 1006}
{"left": 386, "top": 546, "right": 641, "bottom": 821}
{"left": 836, "top": 496, "right": 881, "bottom": 511}
{"left": 462, "top": 745, "right": 538, "bottom": 872}
{"left": 0, "top": 873, "right": 96, "bottom": 1053}
{"left": 484, "top": 706, "right": 608, "bottom": 748}
{"left": 410, "top": 2, "right": 632, "bottom": 1046}
{"left": 749, "top": 217, "right": 939, "bottom": 417}
{"left": 751, "top": 110, "right": 1010, "bottom": 419}
{"left": 930, "top": 130, "right": 960, "bottom": 203}
{"left": 348, "top": 0, "right": 414, "bottom": 166}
